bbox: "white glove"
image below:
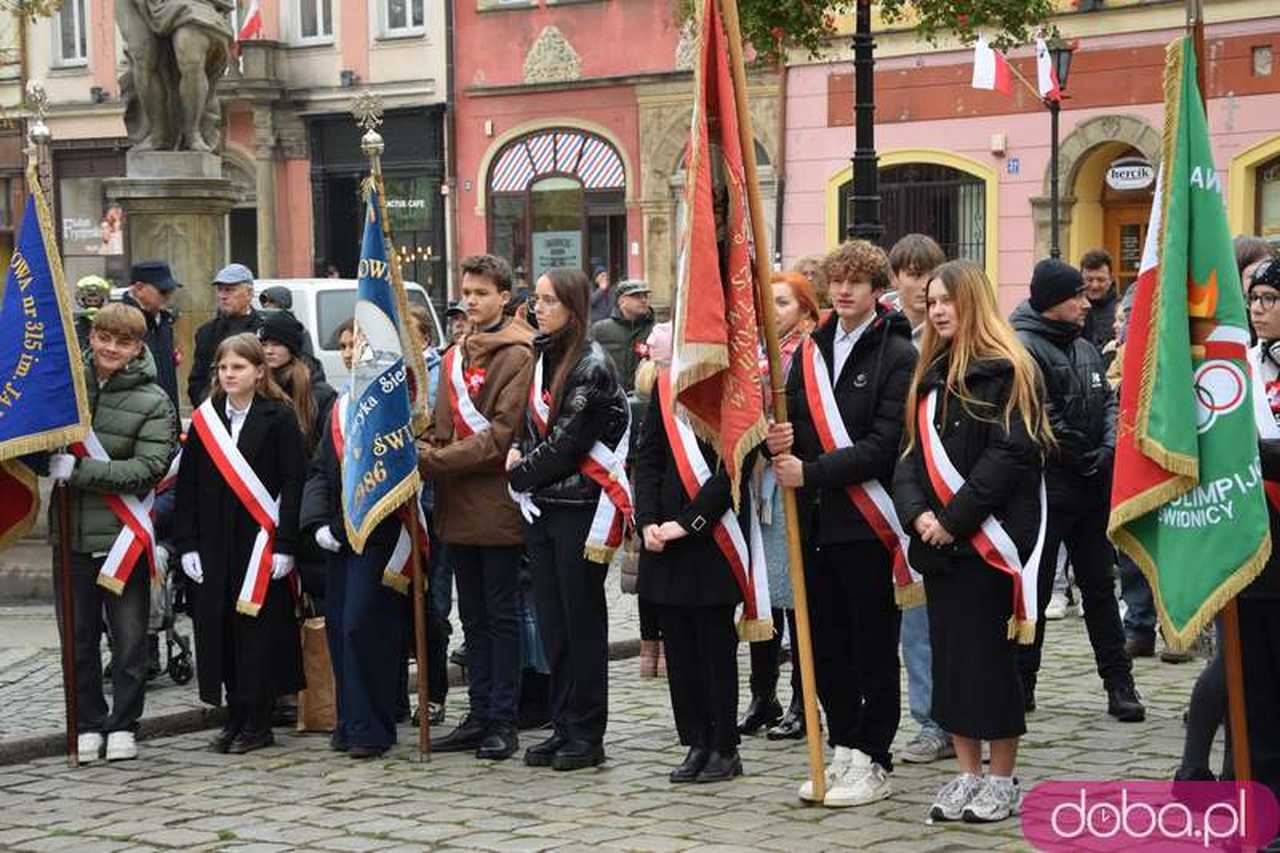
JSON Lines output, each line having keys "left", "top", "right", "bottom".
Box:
{"left": 48, "top": 453, "right": 76, "bottom": 483}
{"left": 180, "top": 552, "right": 203, "bottom": 584}
{"left": 270, "top": 553, "right": 295, "bottom": 580}
{"left": 315, "top": 525, "right": 341, "bottom": 554}
{"left": 507, "top": 486, "right": 542, "bottom": 524}
{"left": 153, "top": 544, "right": 170, "bottom": 575}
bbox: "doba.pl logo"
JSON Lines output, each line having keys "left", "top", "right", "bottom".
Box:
{"left": 1022, "top": 781, "right": 1279, "bottom": 850}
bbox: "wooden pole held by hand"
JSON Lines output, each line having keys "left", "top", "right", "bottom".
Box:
{"left": 717, "top": 0, "right": 827, "bottom": 803}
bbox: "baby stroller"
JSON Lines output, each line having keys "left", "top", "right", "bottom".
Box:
{"left": 152, "top": 485, "right": 194, "bottom": 685}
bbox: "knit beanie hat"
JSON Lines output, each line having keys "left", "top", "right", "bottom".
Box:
{"left": 1030, "top": 258, "right": 1086, "bottom": 312}
{"left": 1249, "top": 258, "right": 1280, "bottom": 292}
{"left": 258, "top": 312, "right": 306, "bottom": 356}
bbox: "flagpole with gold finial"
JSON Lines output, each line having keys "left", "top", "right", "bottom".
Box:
{"left": 353, "top": 91, "right": 431, "bottom": 760}
{"left": 27, "top": 79, "right": 80, "bottom": 770}
{"left": 716, "top": 0, "right": 827, "bottom": 803}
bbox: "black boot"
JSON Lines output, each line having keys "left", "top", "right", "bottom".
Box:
{"left": 210, "top": 704, "right": 246, "bottom": 754}
{"left": 429, "top": 713, "right": 488, "bottom": 753}
{"left": 228, "top": 701, "right": 275, "bottom": 754}
{"left": 476, "top": 722, "right": 519, "bottom": 761}
{"left": 669, "top": 746, "right": 710, "bottom": 783}
{"left": 736, "top": 695, "right": 783, "bottom": 736}
{"left": 696, "top": 749, "right": 743, "bottom": 783}
{"left": 1107, "top": 681, "right": 1146, "bottom": 722}
{"left": 766, "top": 696, "right": 805, "bottom": 741}
{"left": 552, "top": 739, "right": 605, "bottom": 771}
{"left": 524, "top": 731, "right": 568, "bottom": 767}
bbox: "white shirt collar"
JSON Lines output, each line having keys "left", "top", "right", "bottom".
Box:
{"left": 835, "top": 312, "right": 874, "bottom": 344}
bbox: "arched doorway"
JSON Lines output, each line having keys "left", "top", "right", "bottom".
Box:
{"left": 1068, "top": 141, "right": 1155, "bottom": 294}
{"left": 487, "top": 128, "right": 627, "bottom": 286}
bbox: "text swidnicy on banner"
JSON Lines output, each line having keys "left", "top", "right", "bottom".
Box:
{"left": 1108, "top": 36, "right": 1271, "bottom": 650}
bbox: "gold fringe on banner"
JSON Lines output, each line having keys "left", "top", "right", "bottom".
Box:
{"left": 894, "top": 581, "right": 926, "bottom": 610}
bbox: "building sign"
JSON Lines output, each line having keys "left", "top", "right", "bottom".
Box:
{"left": 382, "top": 176, "right": 432, "bottom": 234}
{"left": 531, "top": 230, "right": 582, "bottom": 283}
{"left": 60, "top": 177, "right": 125, "bottom": 257}
{"left": 1106, "top": 157, "right": 1155, "bottom": 192}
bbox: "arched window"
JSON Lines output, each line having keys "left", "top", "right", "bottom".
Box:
{"left": 1258, "top": 153, "right": 1280, "bottom": 241}
{"left": 487, "top": 129, "right": 627, "bottom": 285}
{"left": 838, "top": 163, "right": 986, "bottom": 265}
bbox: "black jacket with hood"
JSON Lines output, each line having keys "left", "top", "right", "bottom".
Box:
{"left": 786, "top": 306, "right": 918, "bottom": 546}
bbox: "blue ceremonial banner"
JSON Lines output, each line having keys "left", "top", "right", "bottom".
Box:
{"left": 340, "top": 183, "right": 425, "bottom": 553}
{"left": 0, "top": 190, "right": 89, "bottom": 459}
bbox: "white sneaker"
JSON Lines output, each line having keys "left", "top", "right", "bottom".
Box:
{"left": 823, "top": 749, "right": 892, "bottom": 808}
{"left": 77, "top": 732, "right": 102, "bottom": 765}
{"left": 961, "top": 776, "right": 1022, "bottom": 823}
{"left": 105, "top": 731, "right": 138, "bottom": 762}
{"left": 929, "top": 772, "right": 984, "bottom": 821}
{"left": 1044, "top": 592, "right": 1069, "bottom": 620}
{"left": 798, "top": 745, "right": 851, "bottom": 803}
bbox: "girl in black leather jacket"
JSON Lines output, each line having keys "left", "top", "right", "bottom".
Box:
{"left": 507, "top": 267, "right": 629, "bottom": 771}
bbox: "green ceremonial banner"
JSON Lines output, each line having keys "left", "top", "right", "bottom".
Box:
{"left": 1107, "top": 36, "right": 1270, "bottom": 650}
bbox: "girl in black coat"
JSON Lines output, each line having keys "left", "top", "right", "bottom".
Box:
{"left": 507, "top": 267, "right": 629, "bottom": 772}
{"left": 635, "top": 371, "right": 753, "bottom": 784}
{"left": 175, "top": 333, "right": 307, "bottom": 755}
{"left": 893, "top": 260, "right": 1053, "bottom": 824}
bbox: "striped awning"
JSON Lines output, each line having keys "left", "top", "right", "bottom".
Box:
{"left": 490, "top": 129, "right": 625, "bottom": 194}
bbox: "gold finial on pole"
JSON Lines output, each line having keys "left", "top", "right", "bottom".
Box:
{"left": 25, "top": 80, "right": 51, "bottom": 197}
{"left": 351, "top": 90, "right": 385, "bottom": 177}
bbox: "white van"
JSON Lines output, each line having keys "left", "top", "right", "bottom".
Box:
{"left": 253, "top": 278, "right": 443, "bottom": 384}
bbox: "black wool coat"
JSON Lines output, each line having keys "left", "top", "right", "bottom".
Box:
{"left": 633, "top": 391, "right": 746, "bottom": 608}
{"left": 892, "top": 357, "right": 1044, "bottom": 577}
{"left": 174, "top": 396, "right": 306, "bottom": 706}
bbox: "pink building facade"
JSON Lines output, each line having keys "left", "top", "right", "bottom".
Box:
{"left": 781, "top": 9, "right": 1280, "bottom": 311}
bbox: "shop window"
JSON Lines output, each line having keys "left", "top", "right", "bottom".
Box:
{"left": 52, "top": 0, "right": 88, "bottom": 67}
{"left": 296, "top": 0, "right": 333, "bottom": 42}
{"left": 837, "top": 163, "right": 986, "bottom": 266}
{"left": 487, "top": 129, "right": 627, "bottom": 285}
{"left": 1258, "top": 154, "right": 1280, "bottom": 241}
{"left": 381, "top": 0, "right": 425, "bottom": 37}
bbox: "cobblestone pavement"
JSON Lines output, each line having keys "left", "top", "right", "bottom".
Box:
{"left": 0, "top": 607, "right": 1212, "bottom": 852}
{"left": 0, "top": 565, "right": 639, "bottom": 746}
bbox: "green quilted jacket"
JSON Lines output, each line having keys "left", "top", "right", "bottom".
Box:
{"left": 49, "top": 348, "right": 178, "bottom": 554}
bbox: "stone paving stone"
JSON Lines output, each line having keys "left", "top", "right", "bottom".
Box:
{"left": 598, "top": 835, "right": 697, "bottom": 853}
{"left": 128, "top": 827, "right": 222, "bottom": 848}
{"left": 448, "top": 831, "right": 567, "bottom": 852}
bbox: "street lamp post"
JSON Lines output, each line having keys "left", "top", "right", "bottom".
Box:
{"left": 847, "top": 0, "right": 882, "bottom": 243}
{"left": 1047, "top": 37, "right": 1075, "bottom": 259}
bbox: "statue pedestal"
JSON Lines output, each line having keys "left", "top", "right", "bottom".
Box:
{"left": 106, "top": 154, "right": 240, "bottom": 413}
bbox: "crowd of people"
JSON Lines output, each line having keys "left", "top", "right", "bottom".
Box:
{"left": 45, "top": 231, "right": 1280, "bottom": 827}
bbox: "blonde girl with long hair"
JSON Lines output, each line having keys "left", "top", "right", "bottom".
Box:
{"left": 893, "top": 260, "right": 1052, "bottom": 824}
{"left": 175, "top": 333, "right": 307, "bottom": 755}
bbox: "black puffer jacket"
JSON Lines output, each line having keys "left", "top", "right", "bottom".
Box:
{"left": 893, "top": 356, "right": 1045, "bottom": 575}
{"left": 1083, "top": 286, "right": 1119, "bottom": 355}
{"left": 1010, "top": 300, "right": 1116, "bottom": 484}
{"left": 509, "top": 333, "right": 629, "bottom": 508}
{"left": 787, "top": 306, "right": 918, "bottom": 545}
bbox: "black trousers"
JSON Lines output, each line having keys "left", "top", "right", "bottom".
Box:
{"left": 452, "top": 544, "right": 523, "bottom": 726}
{"left": 524, "top": 506, "right": 609, "bottom": 744}
{"left": 1019, "top": 485, "right": 1132, "bottom": 690}
{"left": 1229, "top": 597, "right": 1280, "bottom": 806}
{"left": 53, "top": 551, "right": 150, "bottom": 733}
{"left": 659, "top": 603, "right": 739, "bottom": 753}
{"left": 749, "top": 608, "right": 802, "bottom": 700}
{"left": 639, "top": 597, "right": 661, "bottom": 642}
{"left": 805, "top": 541, "right": 901, "bottom": 769}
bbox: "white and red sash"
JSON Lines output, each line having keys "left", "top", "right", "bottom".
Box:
{"left": 917, "top": 389, "right": 1047, "bottom": 643}
{"left": 527, "top": 355, "right": 633, "bottom": 563}
{"left": 69, "top": 430, "right": 157, "bottom": 595}
{"left": 191, "top": 399, "right": 287, "bottom": 617}
{"left": 155, "top": 447, "right": 182, "bottom": 495}
{"left": 331, "top": 397, "right": 430, "bottom": 593}
{"left": 658, "top": 373, "right": 773, "bottom": 641}
{"left": 799, "top": 338, "right": 922, "bottom": 607}
{"left": 443, "top": 345, "right": 491, "bottom": 439}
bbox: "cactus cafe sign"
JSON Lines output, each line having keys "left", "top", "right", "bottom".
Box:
{"left": 1105, "top": 156, "right": 1156, "bottom": 191}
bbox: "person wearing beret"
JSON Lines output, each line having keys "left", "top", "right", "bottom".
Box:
{"left": 122, "top": 260, "right": 182, "bottom": 410}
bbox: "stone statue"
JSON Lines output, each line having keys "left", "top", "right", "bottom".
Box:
{"left": 116, "top": 0, "right": 234, "bottom": 153}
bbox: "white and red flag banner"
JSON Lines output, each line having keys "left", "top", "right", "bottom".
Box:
{"left": 972, "top": 36, "right": 1014, "bottom": 95}
{"left": 1035, "top": 37, "right": 1062, "bottom": 101}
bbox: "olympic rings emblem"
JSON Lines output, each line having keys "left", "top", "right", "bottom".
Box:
{"left": 1193, "top": 360, "right": 1247, "bottom": 433}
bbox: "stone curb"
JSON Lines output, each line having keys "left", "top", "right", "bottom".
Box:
{"left": 0, "top": 637, "right": 643, "bottom": 766}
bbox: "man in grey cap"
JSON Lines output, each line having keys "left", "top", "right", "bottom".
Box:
{"left": 187, "top": 263, "right": 262, "bottom": 406}
{"left": 589, "top": 279, "right": 653, "bottom": 393}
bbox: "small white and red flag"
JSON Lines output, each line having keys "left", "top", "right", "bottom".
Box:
{"left": 971, "top": 36, "right": 1013, "bottom": 95}
{"left": 237, "top": 0, "right": 262, "bottom": 43}
{"left": 1035, "top": 37, "right": 1062, "bottom": 101}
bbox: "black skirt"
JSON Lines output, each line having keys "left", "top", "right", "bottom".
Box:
{"left": 925, "top": 556, "right": 1026, "bottom": 740}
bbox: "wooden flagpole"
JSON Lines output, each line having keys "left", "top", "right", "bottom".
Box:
{"left": 717, "top": 0, "right": 827, "bottom": 802}
{"left": 1187, "top": 0, "right": 1250, "bottom": 784}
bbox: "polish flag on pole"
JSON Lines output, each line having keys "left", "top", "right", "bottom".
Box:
{"left": 972, "top": 36, "right": 1013, "bottom": 95}
{"left": 1035, "top": 37, "right": 1061, "bottom": 101}
{"left": 237, "top": 0, "right": 262, "bottom": 42}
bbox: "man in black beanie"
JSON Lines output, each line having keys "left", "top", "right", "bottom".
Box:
{"left": 1010, "top": 258, "right": 1144, "bottom": 723}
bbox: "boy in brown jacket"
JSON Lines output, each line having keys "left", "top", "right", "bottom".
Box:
{"left": 418, "top": 254, "right": 534, "bottom": 760}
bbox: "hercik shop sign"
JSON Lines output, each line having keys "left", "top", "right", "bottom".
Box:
{"left": 1022, "top": 781, "right": 1279, "bottom": 850}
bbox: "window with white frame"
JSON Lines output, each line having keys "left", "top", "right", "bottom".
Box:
{"left": 53, "top": 0, "right": 88, "bottom": 67}
{"left": 382, "top": 0, "right": 425, "bottom": 37}
{"left": 296, "top": 0, "right": 334, "bottom": 42}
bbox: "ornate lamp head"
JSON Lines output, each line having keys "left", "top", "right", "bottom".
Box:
{"left": 351, "top": 91, "right": 385, "bottom": 159}
{"left": 25, "top": 80, "right": 50, "bottom": 147}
